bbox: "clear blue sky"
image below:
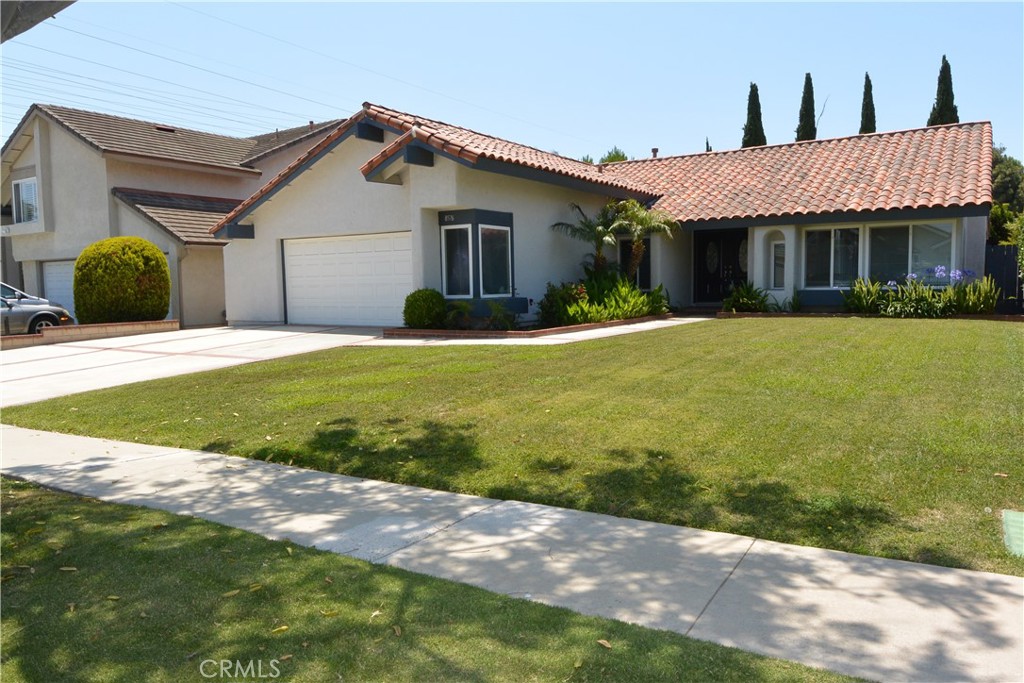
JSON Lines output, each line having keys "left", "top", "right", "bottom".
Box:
{"left": 3, "top": 2, "right": 1022, "bottom": 161}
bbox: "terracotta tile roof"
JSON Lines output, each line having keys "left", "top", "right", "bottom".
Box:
{"left": 5, "top": 104, "right": 338, "bottom": 173}
{"left": 360, "top": 103, "right": 657, "bottom": 196}
{"left": 605, "top": 122, "right": 993, "bottom": 224}
{"left": 113, "top": 188, "right": 240, "bottom": 245}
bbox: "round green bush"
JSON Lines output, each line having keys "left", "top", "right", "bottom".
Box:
{"left": 403, "top": 288, "right": 446, "bottom": 329}
{"left": 74, "top": 237, "right": 171, "bottom": 324}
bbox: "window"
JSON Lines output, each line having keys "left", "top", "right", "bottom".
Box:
{"left": 442, "top": 225, "right": 472, "bottom": 297}
{"left": 804, "top": 228, "right": 859, "bottom": 288}
{"left": 479, "top": 225, "right": 511, "bottom": 296}
{"left": 771, "top": 241, "right": 785, "bottom": 289}
{"left": 13, "top": 178, "right": 38, "bottom": 224}
{"left": 868, "top": 222, "right": 953, "bottom": 284}
{"left": 618, "top": 238, "right": 651, "bottom": 290}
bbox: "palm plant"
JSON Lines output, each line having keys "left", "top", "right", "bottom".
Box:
{"left": 611, "top": 199, "right": 677, "bottom": 281}
{"left": 550, "top": 202, "right": 618, "bottom": 273}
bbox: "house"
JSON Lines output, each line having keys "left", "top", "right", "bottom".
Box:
{"left": 1, "top": 104, "right": 339, "bottom": 326}
{"left": 212, "top": 101, "right": 991, "bottom": 325}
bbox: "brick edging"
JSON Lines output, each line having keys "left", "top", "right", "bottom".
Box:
{"left": 1, "top": 320, "right": 181, "bottom": 349}
{"left": 382, "top": 313, "right": 683, "bottom": 339}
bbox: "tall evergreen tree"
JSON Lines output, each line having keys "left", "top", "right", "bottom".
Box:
{"left": 705, "top": 137, "right": 712, "bottom": 153}
{"left": 795, "top": 73, "right": 816, "bottom": 141}
{"left": 741, "top": 83, "right": 767, "bottom": 148}
{"left": 927, "top": 55, "right": 959, "bottom": 126}
{"left": 599, "top": 146, "right": 628, "bottom": 163}
{"left": 859, "top": 72, "right": 876, "bottom": 134}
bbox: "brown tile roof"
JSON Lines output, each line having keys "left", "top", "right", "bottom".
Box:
{"left": 360, "top": 103, "right": 657, "bottom": 195}
{"left": 605, "top": 122, "right": 993, "bottom": 224}
{"left": 113, "top": 188, "right": 240, "bottom": 245}
{"left": 5, "top": 104, "right": 338, "bottom": 173}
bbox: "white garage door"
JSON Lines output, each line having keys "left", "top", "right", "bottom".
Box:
{"left": 283, "top": 232, "right": 413, "bottom": 326}
{"left": 42, "top": 260, "right": 76, "bottom": 320}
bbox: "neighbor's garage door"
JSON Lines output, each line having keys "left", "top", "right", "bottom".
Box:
{"left": 42, "top": 260, "right": 76, "bottom": 320}
{"left": 283, "top": 232, "right": 413, "bottom": 326}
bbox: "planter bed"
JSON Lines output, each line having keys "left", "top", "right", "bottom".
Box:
{"left": 383, "top": 313, "right": 684, "bottom": 339}
{"left": 1, "top": 319, "right": 180, "bottom": 349}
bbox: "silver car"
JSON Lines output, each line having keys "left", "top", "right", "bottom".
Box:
{"left": 1, "top": 282, "right": 75, "bottom": 334}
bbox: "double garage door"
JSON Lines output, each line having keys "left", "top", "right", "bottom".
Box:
{"left": 283, "top": 232, "right": 413, "bottom": 326}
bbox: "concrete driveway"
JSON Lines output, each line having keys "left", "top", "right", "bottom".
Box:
{"left": 0, "top": 325, "right": 382, "bottom": 407}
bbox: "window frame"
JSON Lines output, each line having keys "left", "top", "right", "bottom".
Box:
{"left": 802, "top": 227, "right": 860, "bottom": 289}
{"left": 478, "top": 223, "right": 512, "bottom": 298}
{"left": 770, "top": 240, "right": 785, "bottom": 290}
{"left": 866, "top": 220, "right": 955, "bottom": 286}
{"left": 12, "top": 177, "right": 38, "bottom": 224}
{"left": 441, "top": 224, "right": 473, "bottom": 299}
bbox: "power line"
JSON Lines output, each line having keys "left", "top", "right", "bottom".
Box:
{"left": 43, "top": 23, "right": 356, "bottom": 115}
{"left": 169, "top": 1, "right": 600, "bottom": 146}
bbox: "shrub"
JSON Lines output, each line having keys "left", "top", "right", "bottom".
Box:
{"left": 538, "top": 282, "right": 587, "bottom": 327}
{"left": 879, "top": 277, "right": 952, "bottom": 318}
{"left": 445, "top": 300, "right": 473, "bottom": 329}
{"left": 403, "top": 288, "right": 446, "bottom": 329}
{"left": 958, "top": 275, "right": 1001, "bottom": 314}
{"left": 842, "top": 279, "right": 884, "bottom": 314}
{"left": 484, "top": 300, "right": 517, "bottom": 331}
{"left": 722, "top": 281, "right": 769, "bottom": 312}
{"left": 74, "top": 237, "right": 170, "bottom": 324}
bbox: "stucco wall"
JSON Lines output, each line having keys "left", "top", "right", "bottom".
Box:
{"left": 179, "top": 246, "right": 226, "bottom": 327}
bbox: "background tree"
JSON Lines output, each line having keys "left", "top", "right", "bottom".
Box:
{"left": 611, "top": 199, "right": 676, "bottom": 280}
{"left": 550, "top": 202, "right": 618, "bottom": 272}
{"left": 741, "top": 83, "right": 767, "bottom": 148}
{"left": 580, "top": 154, "right": 594, "bottom": 164}
{"left": 599, "top": 147, "right": 628, "bottom": 163}
{"left": 795, "top": 73, "right": 816, "bottom": 141}
{"left": 859, "top": 72, "right": 876, "bottom": 134}
{"left": 990, "top": 146, "right": 1024, "bottom": 243}
{"left": 705, "top": 137, "right": 712, "bottom": 152}
{"left": 927, "top": 55, "right": 959, "bottom": 126}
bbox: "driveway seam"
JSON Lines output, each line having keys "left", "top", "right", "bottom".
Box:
{"left": 685, "top": 537, "right": 756, "bottom": 636}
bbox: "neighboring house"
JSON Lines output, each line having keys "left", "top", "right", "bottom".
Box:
{"left": 1, "top": 104, "right": 339, "bottom": 326}
{"left": 213, "top": 102, "right": 991, "bottom": 325}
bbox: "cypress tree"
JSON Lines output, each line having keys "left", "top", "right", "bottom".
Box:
{"left": 741, "top": 83, "right": 767, "bottom": 148}
{"left": 859, "top": 72, "right": 876, "bottom": 134}
{"left": 795, "top": 73, "right": 816, "bottom": 141}
{"left": 705, "top": 137, "right": 712, "bottom": 153}
{"left": 927, "top": 55, "right": 959, "bottom": 126}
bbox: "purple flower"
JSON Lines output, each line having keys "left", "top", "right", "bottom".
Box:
{"left": 965, "top": 269, "right": 976, "bottom": 278}
{"left": 906, "top": 273, "right": 918, "bottom": 281}
{"left": 934, "top": 265, "right": 947, "bottom": 279}
{"left": 886, "top": 280, "right": 897, "bottom": 287}
{"left": 950, "top": 269, "right": 965, "bottom": 283}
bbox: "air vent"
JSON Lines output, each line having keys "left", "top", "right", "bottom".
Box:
{"left": 154, "top": 125, "right": 177, "bottom": 133}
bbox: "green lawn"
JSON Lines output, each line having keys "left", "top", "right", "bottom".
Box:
{"left": 5, "top": 318, "right": 1023, "bottom": 575}
{"left": 0, "top": 479, "right": 854, "bottom": 682}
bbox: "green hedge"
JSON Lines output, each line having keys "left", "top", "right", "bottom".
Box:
{"left": 73, "top": 237, "right": 170, "bottom": 324}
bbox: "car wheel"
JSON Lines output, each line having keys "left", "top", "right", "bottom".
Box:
{"left": 30, "top": 316, "right": 58, "bottom": 334}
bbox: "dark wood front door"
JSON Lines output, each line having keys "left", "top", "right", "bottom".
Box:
{"left": 693, "top": 229, "right": 749, "bottom": 303}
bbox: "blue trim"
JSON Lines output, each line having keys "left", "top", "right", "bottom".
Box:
{"left": 683, "top": 205, "right": 989, "bottom": 231}
{"left": 230, "top": 127, "right": 358, "bottom": 226}
{"left": 214, "top": 223, "right": 254, "bottom": 239}
{"left": 454, "top": 297, "right": 529, "bottom": 316}
{"left": 797, "top": 289, "right": 846, "bottom": 308}
{"left": 356, "top": 122, "right": 384, "bottom": 142}
{"left": 404, "top": 145, "right": 434, "bottom": 167}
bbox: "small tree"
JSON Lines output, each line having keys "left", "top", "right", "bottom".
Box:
{"left": 599, "top": 147, "right": 628, "bottom": 163}
{"left": 795, "top": 73, "right": 816, "bottom": 141}
{"left": 859, "top": 72, "right": 876, "bottom": 134}
{"left": 611, "top": 199, "right": 676, "bottom": 281}
{"left": 580, "top": 154, "right": 594, "bottom": 164}
{"left": 550, "top": 202, "right": 619, "bottom": 273}
{"left": 74, "top": 236, "right": 170, "bottom": 324}
{"left": 927, "top": 55, "right": 959, "bottom": 126}
{"left": 705, "top": 137, "right": 712, "bottom": 153}
{"left": 742, "top": 83, "right": 767, "bottom": 148}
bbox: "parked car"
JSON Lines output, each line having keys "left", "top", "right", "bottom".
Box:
{"left": 1, "top": 282, "right": 75, "bottom": 335}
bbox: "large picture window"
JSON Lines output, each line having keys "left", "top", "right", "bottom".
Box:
{"left": 804, "top": 228, "right": 859, "bottom": 288}
{"left": 480, "top": 225, "right": 511, "bottom": 296}
{"left": 868, "top": 222, "right": 953, "bottom": 284}
{"left": 442, "top": 225, "right": 472, "bottom": 297}
{"left": 13, "top": 178, "right": 38, "bottom": 224}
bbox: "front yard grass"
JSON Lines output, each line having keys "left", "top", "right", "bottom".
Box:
{"left": 5, "top": 318, "right": 1023, "bottom": 575}
{"left": 0, "top": 479, "right": 854, "bottom": 682}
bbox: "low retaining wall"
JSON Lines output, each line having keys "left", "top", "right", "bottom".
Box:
{"left": 1, "top": 320, "right": 180, "bottom": 350}
{"left": 383, "top": 313, "right": 681, "bottom": 340}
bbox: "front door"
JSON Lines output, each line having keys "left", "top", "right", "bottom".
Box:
{"left": 693, "top": 229, "right": 749, "bottom": 303}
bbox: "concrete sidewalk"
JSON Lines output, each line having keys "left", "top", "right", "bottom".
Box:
{"left": 2, "top": 425, "right": 1021, "bottom": 682}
